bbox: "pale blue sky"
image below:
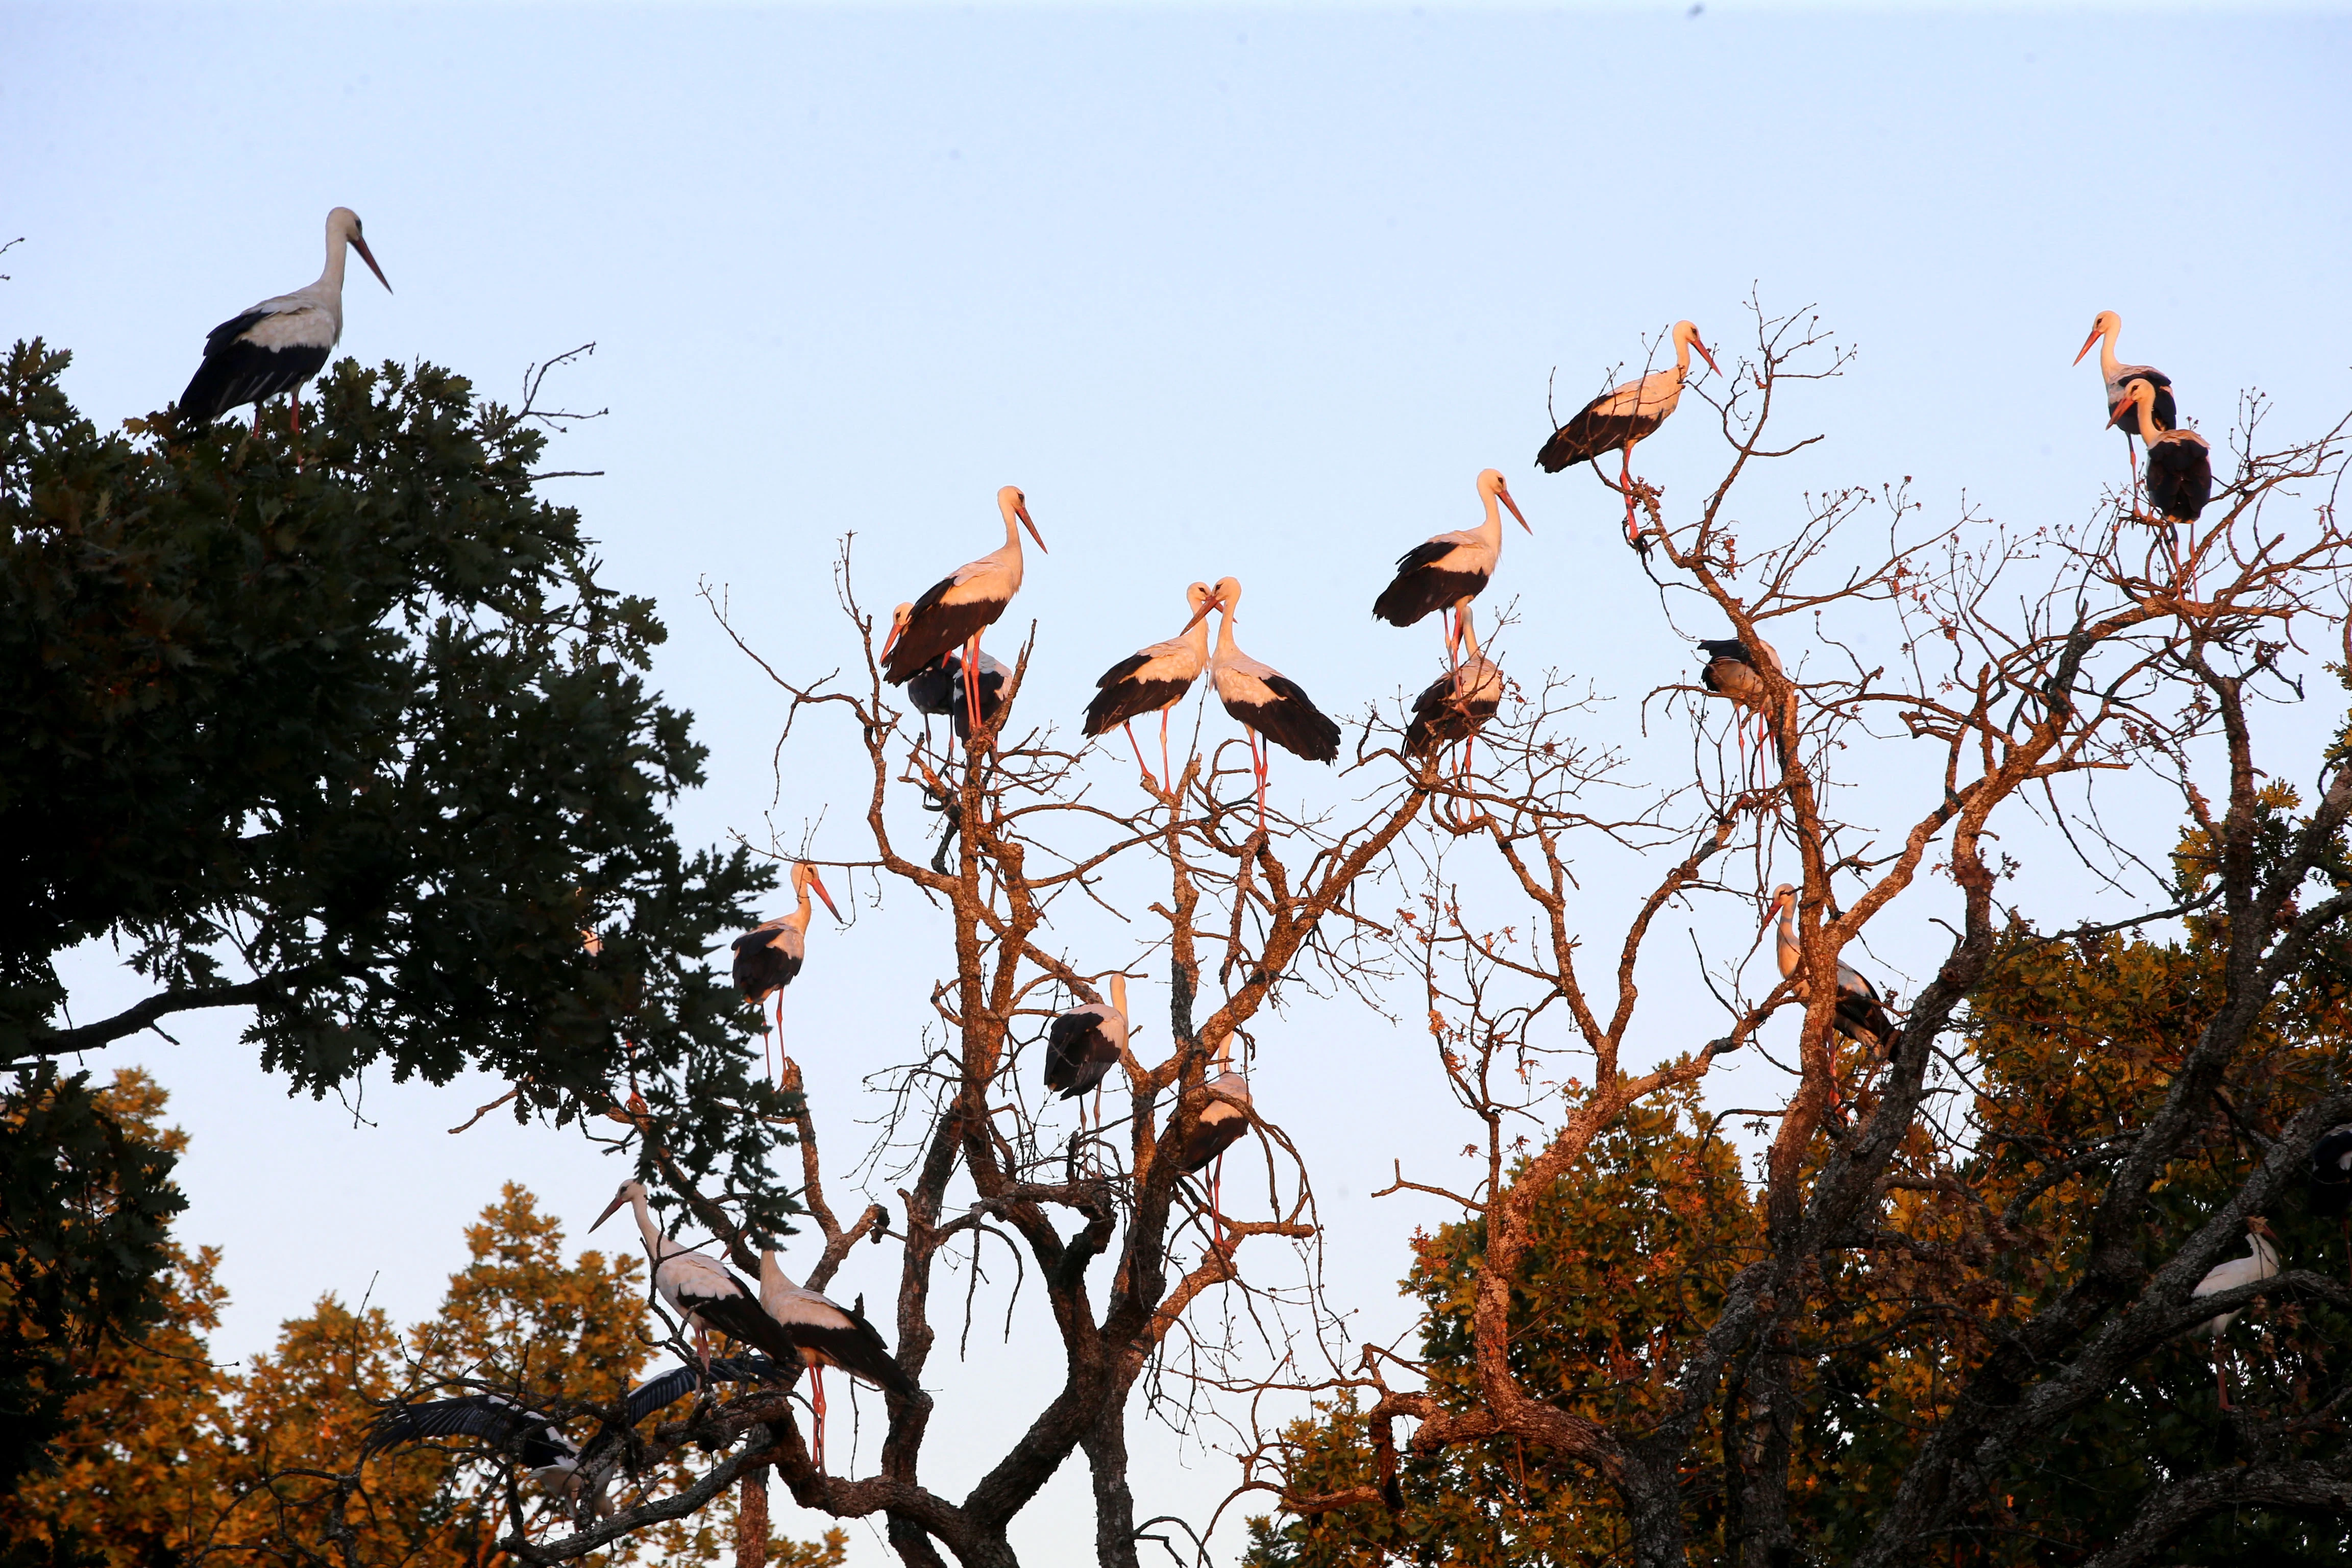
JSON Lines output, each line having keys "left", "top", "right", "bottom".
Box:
{"left": 7, "top": 3, "right": 2351, "bottom": 1561}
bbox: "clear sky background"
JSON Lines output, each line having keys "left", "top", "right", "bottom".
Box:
{"left": 7, "top": 3, "right": 2352, "bottom": 1562}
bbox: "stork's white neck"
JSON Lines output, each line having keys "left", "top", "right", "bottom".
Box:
{"left": 1000, "top": 497, "right": 1025, "bottom": 551}
{"left": 1110, "top": 972, "right": 1128, "bottom": 1017}
{"left": 626, "top": 1187, "right": 668, "bottom": 1258}
{"left": 2096, "top": 320, "right": 2122, "bottom": 382}
{"left": 319, "top": 225, "right": 350, "bottom": 297}
{"left": 786, "top": 872, "right": 814, "bottom": 933}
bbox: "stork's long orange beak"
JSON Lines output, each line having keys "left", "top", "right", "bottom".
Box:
{"left": 1690, "top": 335, "right": 1720, "bottom": 376}
{"left": 1018, "top": 502, "right": 1046, "bottom": 554}
{"left": 591, "top": 1190, "right": 630, "bottom": 1232}
{"left": 806, "top": 868, "right": 842, "bottom": 922}
{"left": 880, "top": 619, "right": 904, "bottom": 659}
{"left": 352, "top": 233, "right": 391, "bottom": 293}
{"left": 1499, "top": 485, "right": 1531, "bottom": 534}
{"left": 2073, "top": 327, "right": 2102, "bottom": 366}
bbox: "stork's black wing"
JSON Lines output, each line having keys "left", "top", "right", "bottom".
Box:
{"left": 361, "top": 1394, "right": 568, "bottom": 1462}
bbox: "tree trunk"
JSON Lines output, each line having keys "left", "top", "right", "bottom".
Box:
{"left": 1083, "top": 1404, "right": 1143, "bottom": 1568}
{"left": 737, "top": 1466, "right": 769, "bottom": 1568}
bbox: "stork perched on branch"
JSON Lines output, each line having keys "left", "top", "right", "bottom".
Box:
{"left": 1405, "top": 600, "right": 1503, "bottom": 774}
{"left": 1699, "top": 630, "right": 1788, "bottom": 779}
{"left": 2074, "top": 309, "right": 2175, "bottom": 484}
{"left": 1045, "top": 973, "right": 1131, "bottom": 1124}
{"left": 591, "top": 1181, "right": 800, "bottom": 1373}
{"left": 178, "top": 207, "right": 391, "bottom": 434}
{"left": 731, "top": 862, "right": 842, "bottom": 1079}
{"left": 1207, "top": 576, "right": 1340, "bottom": 829}
{"left": 883, "top": 486, "right": 1045, "bottom": 739}
{"left": 1536, "top": 320, "right": 1718, "bottom": 549}
{"left": 1084, "top": 582, "right": 1218, "bottom": 792}
{"left": 893, "top": 602, "right": 1010, "bottom": 747}
{"left": 1766, "top": 884, "right": 1898, "bottom": 1061}
{"left": 2190, "top": 1216, "right": 2282, "bottom": 1410}
{"left": 760, "top": 1250, "right": 920, "bottom": 1471}
{"left": 1372, "top": 469, "right": 1529, "bottom": 662}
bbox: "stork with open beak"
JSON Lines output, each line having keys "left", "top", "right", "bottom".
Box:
{"left": 178, "top": 207, "right": 391, "bottom": 435}
{"left": 1083, "top": 582, "right": 1220, "bottom": 792}
{"left": 731, "top": 862, "right": 843, "bottom": 1080}
{"left": 882, "top": 486, "right": 1045, "bottom": 740}
{"left": 1536, "top": 320, "right": 1718, "bottom": 549}
{"left": 1372, "top": 470, "right": 1530, "bottom": 663}
{"left": 591, "top": 1181, "right": 800, "bottom": 1375}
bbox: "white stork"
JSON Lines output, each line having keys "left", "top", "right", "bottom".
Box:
{"left": 591, "top": 1182, "right": 802, "bottom": 1374}
{"left": 360, "top": 1357, "right": 781, "bottom": 1523}
{"left": 1083, "top": 582, "right": 1218, "bottom": 792}
{"left": 1698, "top": 630, "right": 1788, "bottom": 777}
{"left": 882, "top": 486, "right": 1045, "bottom": 738}
{"left": 1044, "top": 972, "right": 1131, "bottom": 1124}
{"left": 178, "top": 207, "right": 391, "bottom": 434}
{"left": 1207, "top": 576, "right": 1342, "bottom": 828}
{"left": 2120, "top": 379, "right": 2213, "bottom": 527}
{"left": 2074, "top": 310, "right": 2176, "bottom": 482}
{"left": 2190, "top": 1215, "right": 2282, "bottom": 1410}
{"left": 890, "top": 603, "right": 1011, "bottom": 748}
{"left": 1167, "top": 1030, "right": 1253, "bottom": 1250}
{"left": 1536, "top": 320, "right": 1718, "bottom": 548}
{"left": 731, "top": 862, "right": 842, "bottom": 1079}
{"left": 1371, "top": 469, "right": 1530, "bottom": 661}
{"left": 758, "top": 1250, "right": 921, "bottom": 1471}
{"left": 1404, "top": 600, "right": 1503, "bottom": 775}
{"left": 1767, "top": 884, "right": 1898, "bottom": 1061}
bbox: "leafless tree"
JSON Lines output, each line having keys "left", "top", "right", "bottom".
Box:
{"left": 1239, "top": 302, "right": 2352, "bottom": 1566}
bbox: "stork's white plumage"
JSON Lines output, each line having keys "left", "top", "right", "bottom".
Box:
{"left": 1767, "top": 884, "right": 1898, "bottom": 1061}
{"left": 731, "top": 862, "right": 842, "bottom": 1078}
{"left": 1536, "top": 320, "right": 1718, "bottom": 548}
{"left": 2190, "top": 1216, "right": 2282, "bottom": 1409}
{"left": 591, "top": 1181, "right": 800, "bottom": 1371}
{"left": 2074, "top": 310, "right": 2176, "bottom": 472}
{"left": 1372, "top": 470, "right": 1530, "bottom": 659}
{"left": 179, "top": 207, "right": 391, "bottom": 433}
{"left": 1083, "top": 582, "right": 1219, "bottom": 792}
{"left": 758, "top": 1250, "right": 920, "bottom": 1471}
{"left": 1207, "top": 577, "right": 1341, "bottom": 828}
{"left": 883, "top": 486, "right": 1045, "bottom": 738}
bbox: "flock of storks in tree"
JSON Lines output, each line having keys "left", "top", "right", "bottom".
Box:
{"left": 167, "top": 210, "right": 2343, "bottom": 1516}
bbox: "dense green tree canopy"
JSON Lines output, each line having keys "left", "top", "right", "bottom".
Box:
{"left": 0, "top": 341, "right": 789, "bottom": 1493}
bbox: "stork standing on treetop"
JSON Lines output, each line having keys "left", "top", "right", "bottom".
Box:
{"left": 1766, "top": 884, "right": 1898, "bottom": 1062}
{"left": 2074, "top": 310, "right": 2176, "bottom": 487}
{"left": 591, "top": 1181, "right": 801, "bottom": 1374}
{"left": 178, "top": 207, "right": 391, "bottom": 435}
{"left": 892, "top": 603, "right": 1011, "bottom": 749}
{"left": 1405, "top": 599, "right": 1504, "bottom": 778}
{"left": 2190, "top": 1216, "right": 2283, "bottom": 1410}
{"left": 1536, "top": 320, "right": 1718, "bottom": 549}
{"left": 2120, "top": 378, "right": 2213, "bottom": 527}
{"left": 1083, "top": 582, "right": 1219, "bottom": 793}
{"left": 730, "top": 862, "right": 842, "bottom": 1081}
{"left": 758, "top": 1250, "right": 920, "bottom": 1472}
{"left": 1371, "top": 469, "right": 1530, "bottom": 663}
{"left": 1206, "top": 577, "right": 1342, "bottom": 829}
{"left": 883, "top": 486, "right": 1045, "bottom": 740}
{"left": 1044, "top": 972, "right": 1131, "bottom": 1128}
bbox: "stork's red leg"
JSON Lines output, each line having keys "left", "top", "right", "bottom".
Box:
{"left": 963, "top": 636, "right": 984, "bottom": 741}
{"left": 2215, "top": 1347, "right": 2233, "bottom": 1411}
{"left": 812, "top": 1365, "right": 827, "bottom": 1471}
{"left": 290, "top": 397, "right": 301, "bottom": 436}
{"left": 1123, "top": 720, "right": 1153, "bottom": 784}
{"left": 252, "top": 404, "right": 264, "bottom": 437}
{"left": 1251, "top": 730, "right": 1268, "bottom": 831}
{"left": 1160, "top": 705, "right": 1174, "bottom": 797}
{"left": 1621, "top": 447, "right": 1640, "bottom": 547}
